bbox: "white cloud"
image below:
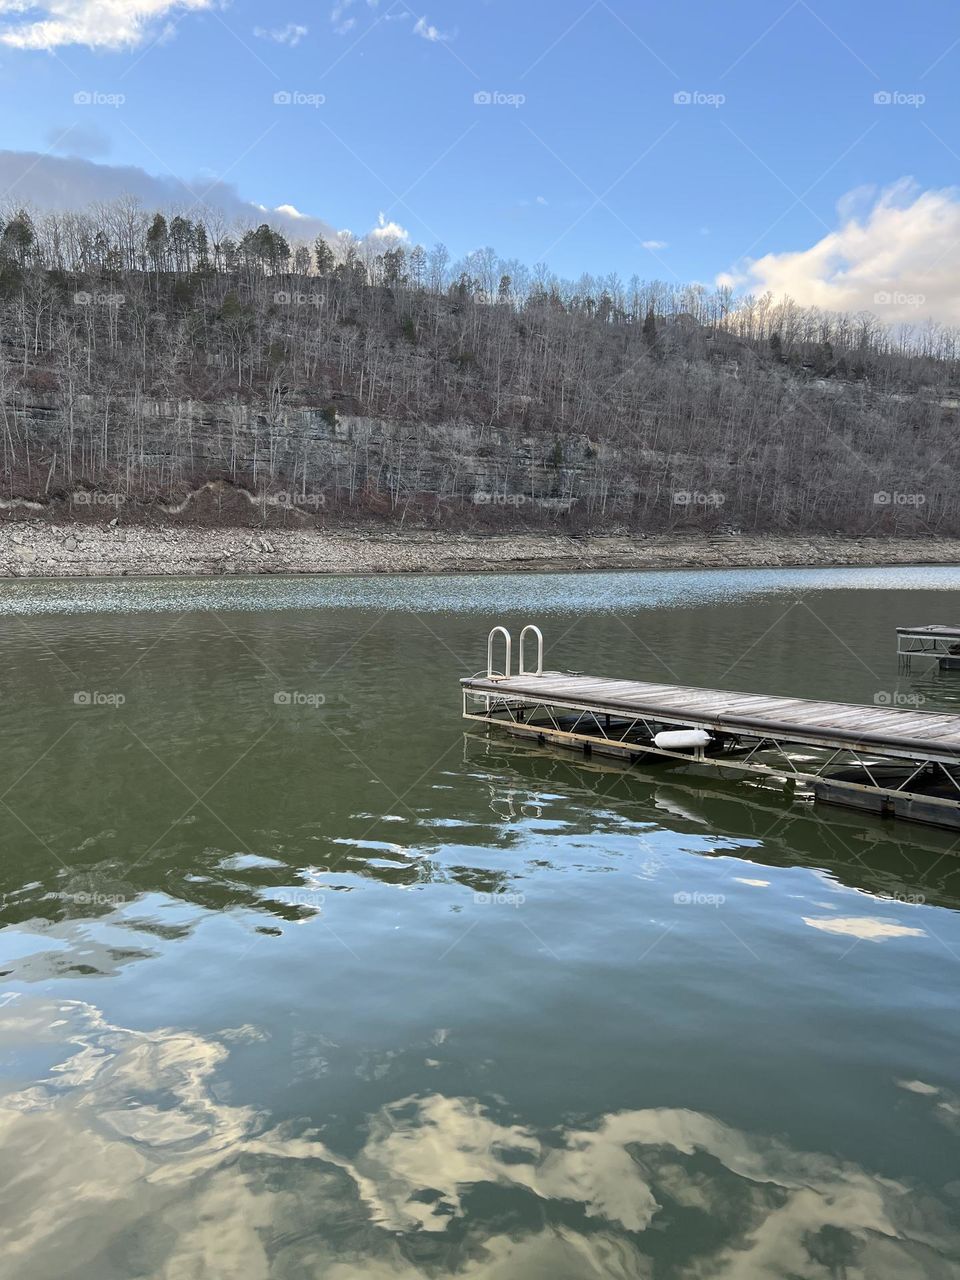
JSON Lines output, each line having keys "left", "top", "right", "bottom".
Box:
{"left": 535, "top": 195, "right": 548, "bottom": 205}
{"left": 329, "top": 1, "right": 354, "bottom": 33}
{"left": 720, "top": 180, "right": 960, "bottom": 324}
{"left": 330, "top": 0, "right": 378, "bottom": 35}
{"left": 368, "top": 211, "right": 409, "bottom": 242}
{"left": 273, "top": 202, "right": 310, "bottom": 219}
{"left": 642, "top": 239, "right": 667, "bottom": 250}
{"left": 45, "top": 121, "right": 112, "bottom": 159}
{"left": 413, "top": 13, "right": 449, "bottom": 41}
{"left": 253, "top": 22, "right": 307, "bottom": 45}
{"left": 0, "top": 0, "right": 211, "bottom": 50}
{"left": 0, "top": 148, "right": 418, "bottom": 266}
{"left": 0, "top": 150, "right": 337, "bottom": 245}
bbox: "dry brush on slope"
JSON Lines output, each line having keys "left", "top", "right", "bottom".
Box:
{"left": 0, "top": 203, "right": 958, "bottom": 534}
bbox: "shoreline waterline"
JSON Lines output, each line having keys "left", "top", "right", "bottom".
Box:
{"left": 2, "top": 524, "right": 960, "bottom": 578}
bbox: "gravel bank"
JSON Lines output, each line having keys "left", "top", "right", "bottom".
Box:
{"left": 1, "top": 524, "right": 959, "bottom": 577}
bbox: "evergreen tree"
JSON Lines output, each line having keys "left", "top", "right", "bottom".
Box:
{"left": 0, "top": 210, "right": 35, "bottom": 266}
{"left": 194, "top": 224, "right": 210, "bottom": 272}
{"left": 146, "top": 214, "right": 168, "bottom": 273}
{"left": 642, "top": 306, "right": 657, "bottom": 350}
{"left": 314, "top": 236, "right": 335, "bottom": 275}
{"left": 380, "top": 247, "right": 406, "bottom": 286}
{"left": 814, "top": 340, "right": 833, "bottom": 374}
{"left": 169, "top": 216, "right": 194, "bottom": 271}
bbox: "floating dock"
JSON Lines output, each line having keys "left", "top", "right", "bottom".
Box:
{"left": 461, "top": 626, "right": 960, "bottom": 831}
{"left": 897, "top": 624, "right": 960, "bottom": 671}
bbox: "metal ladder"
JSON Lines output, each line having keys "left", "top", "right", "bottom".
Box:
{"left": 486, "top": 624, "right": 543, "bottom": 678}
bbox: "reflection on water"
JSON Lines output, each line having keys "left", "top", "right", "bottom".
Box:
{"left": 465, "top": 735, "right": 960, "bottom": 912}
{"left": 1, "top": 567, "right": 960, "bottom": 1276}
{"left": 3, "top": 993, "right": 957, "bottom": 1280}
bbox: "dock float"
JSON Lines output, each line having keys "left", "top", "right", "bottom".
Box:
{"left": 897, "top": 623, "right": 960, "bottom": 671}
{"left": 462, "top": 626, "right": 960, "bottom": 832}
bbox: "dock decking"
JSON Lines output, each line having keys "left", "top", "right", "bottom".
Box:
{"left": 897, "top": 623, "right": 960, "bottom": 671}
{"left": 462, "top": 672, "right": 960, "bottom": 758}
{"left": 461, "top": 626, "right": 960, "bottom": 832}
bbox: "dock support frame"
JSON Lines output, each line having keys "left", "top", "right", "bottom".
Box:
{"left": 461, "top": 686, "right": 960, "bottom": 830}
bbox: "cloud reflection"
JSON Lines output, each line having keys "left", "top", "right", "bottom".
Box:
{"left": 0, "top": 996, "right": 955, "bottom": 1278}
{"left": 802, "top": 916, "right": 926, "bottom": 941}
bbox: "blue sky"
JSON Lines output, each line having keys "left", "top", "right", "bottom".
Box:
{"left": 1, "top": 0, "right": 959, "bottom": 315}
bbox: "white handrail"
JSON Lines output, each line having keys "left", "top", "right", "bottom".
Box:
{"left": 487, "top": 626, "right": 512, "bottom": 678}
{"left": 519, "top": 624, "right": 544, "bottom": 675}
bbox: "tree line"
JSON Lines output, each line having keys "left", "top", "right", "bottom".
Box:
{"left": 0, "top": 200, "right": 957, "bottom": 534}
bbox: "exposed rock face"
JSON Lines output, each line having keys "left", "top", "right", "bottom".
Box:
{"left": 5, "top": 396, "right": 953, "bottom": 537}
{"left": 0, "top": 524, "right": 957, "bottom": 578}
{"left": 0, "top": 399, "right": 600, "bottom": 524}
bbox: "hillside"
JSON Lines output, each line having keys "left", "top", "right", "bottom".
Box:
{"left": 1, "top": 205, "right": 958, "bottom": 535}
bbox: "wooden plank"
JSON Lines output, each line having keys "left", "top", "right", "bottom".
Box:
{"left": 902, "top": 725, "right": 960, "bottom": 740}
{"left": 631, "top": 695, "right": 833, "bottom": 719}
{"left": 791, "top": 709, "right": 889, "bottom": 728}
{"left": 862, "top": 719, "right": 960, "bottom": 739}
{"left": 612, "top": 691, "right": 734, "bottom": 709}
{"left": 518, "top": 678, "right": 640, "bottom": 696}
{"left": 836, "top": 710, "right": 927, "bottom": 728}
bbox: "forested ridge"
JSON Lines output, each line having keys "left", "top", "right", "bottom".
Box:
{"left": 1, "top": 202, "right": 958, "bottom": 533}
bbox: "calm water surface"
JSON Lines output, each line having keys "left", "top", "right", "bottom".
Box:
{"left": 2, "top": 566, "right": 960, "bottom": 1278}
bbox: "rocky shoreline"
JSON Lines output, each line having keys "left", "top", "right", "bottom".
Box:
{"left": 1, "top": 523, "right": 959, "bottom": 578}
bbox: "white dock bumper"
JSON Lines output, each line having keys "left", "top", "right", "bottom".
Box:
{"left": 653, "top": 729, "right": 712, "bottom": 751}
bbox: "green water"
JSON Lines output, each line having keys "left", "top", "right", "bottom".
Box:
{"left": 2, "top": 566, "right": 960, "bottom": 1279}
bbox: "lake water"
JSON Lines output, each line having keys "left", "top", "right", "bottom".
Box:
{"left": 2, "top": 565, "right": 960, "bottom": 1278}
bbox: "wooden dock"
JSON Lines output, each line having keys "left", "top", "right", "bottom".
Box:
{"left": 897, "top": 623, "right": 960, "bottom": 671}
{"left": 461, "top": 626, "right": 960, "bottom": 831}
